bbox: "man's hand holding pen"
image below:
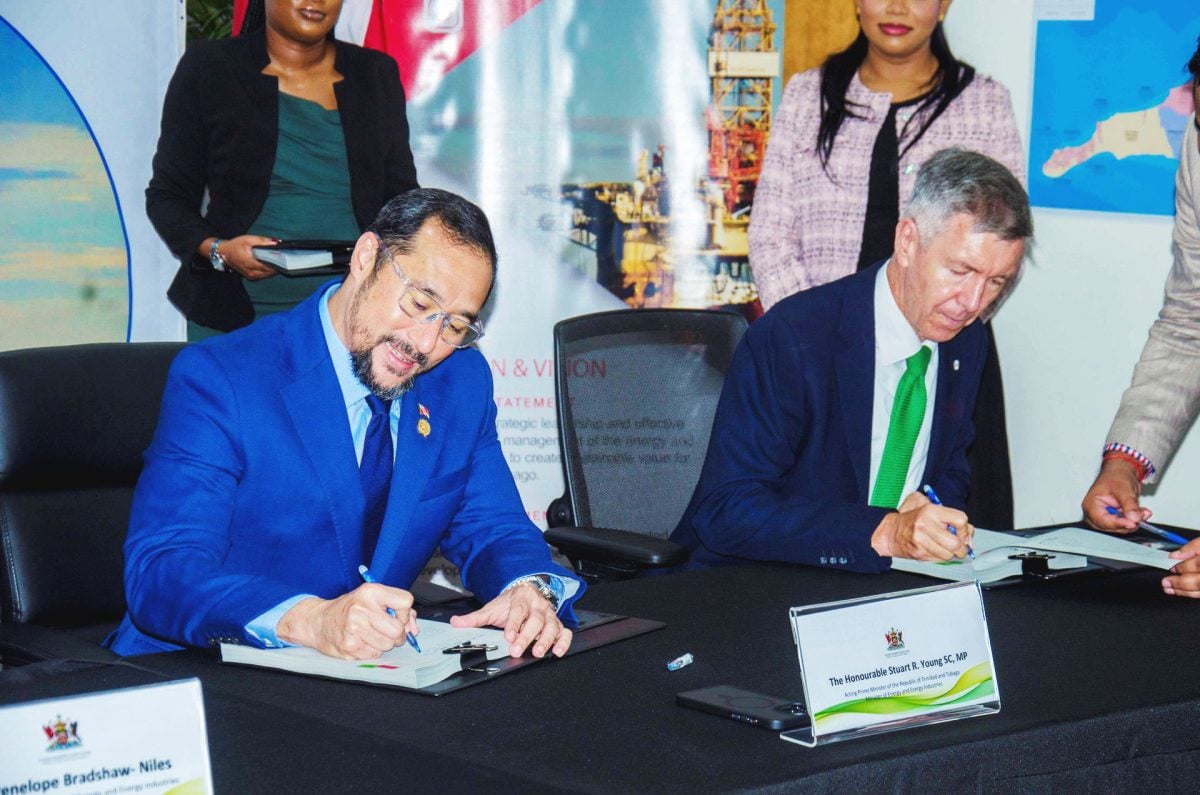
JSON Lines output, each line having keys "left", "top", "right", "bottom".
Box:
{"left": 1082, "top": 457, "right": 1150, "bottom": 533}
{"left": 276, "top": 584, "right": 419, "bottom": 660}
{"left": 870, "top": 490, "right": 975, "bottom": 562}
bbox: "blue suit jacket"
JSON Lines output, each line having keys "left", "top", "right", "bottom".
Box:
{"left": 670, "top": 262, "right": 986, "bottom": 573}
{"left": 111, "top": 286, "right": 580, "bottom": 655}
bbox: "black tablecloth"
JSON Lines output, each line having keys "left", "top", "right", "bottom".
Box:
{"left": 4, "top": 565, "right": 1200, "bottom": 792}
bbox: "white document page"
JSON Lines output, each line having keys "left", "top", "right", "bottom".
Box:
{"left": 891, "top": 526, "right": 1176, "bottom": 583}
{"left": 1016, "top": 526, "right": 1176, "bottom": 570}
{"left": 892, "top": 528, "right": 1087, "bottom": 583}
{"left": 221, "top": 619, "right": 508, "bottom": 690}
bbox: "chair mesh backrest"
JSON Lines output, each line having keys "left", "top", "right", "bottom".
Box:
{"left": 0, "top": 342, "right": 183, "bottom": 625}
{"left": 554, "top": 309, "right": 747, "bottom": 538}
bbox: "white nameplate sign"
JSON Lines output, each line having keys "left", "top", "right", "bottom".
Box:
{"left": 783, "top": 580, "right": 1000, "bottom": 747}
{"left": 0, "top": 678, "right": 213, "bottom": 795}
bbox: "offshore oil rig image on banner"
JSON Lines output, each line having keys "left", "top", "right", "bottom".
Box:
{"left": 553, "top": 0, "right": 779, "bottom": 320}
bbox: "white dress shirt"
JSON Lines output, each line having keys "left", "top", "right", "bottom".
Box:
{"left": 868, "top": 263, "right": 939, "bottom": 504}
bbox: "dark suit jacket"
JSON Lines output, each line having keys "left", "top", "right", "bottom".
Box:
{"left": 147, "top": 31, "right": 419, "bottom": 331}
{"left": 109, "top": 285, "right": 580, "bottom": 655}
{"left": 670, "top": 262, "right": 986, "bottom": 573}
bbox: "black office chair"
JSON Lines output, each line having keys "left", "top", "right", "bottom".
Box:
{"left": 545, "top": 308, "right": 747, "bottom": 582}
{"left": 0, "top": 341, "right": 183, "bottom": 666}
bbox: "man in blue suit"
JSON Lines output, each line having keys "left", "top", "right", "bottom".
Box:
{"left": 672, "top": 149, "right": 1032, "bottom": 572}
{"left": 111, "top": 189, "right": 582, "bottom": 659}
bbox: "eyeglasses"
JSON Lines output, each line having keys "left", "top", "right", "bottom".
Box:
{"left": 379, "top": 247, "right": 485, "bottom": 349}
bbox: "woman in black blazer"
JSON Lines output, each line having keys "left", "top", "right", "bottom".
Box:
{"left": 147, "top": 0, "right": 418, "bottom": 337}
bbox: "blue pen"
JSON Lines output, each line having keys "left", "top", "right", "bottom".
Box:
{"left": 921, "top": 485, "right": 975, "bottom": 560}
{"left": 358, "top": 564, "right": 421, "bottom": 653}
{"left": 1104, "top": 506, "right": 1189, "bottom": 546}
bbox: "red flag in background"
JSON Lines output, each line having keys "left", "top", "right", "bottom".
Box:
{"left": 231, "top": 0, "right": 247, "bottom": 35}
{"left": 231, "top": 0, "right": 542, "bottom": 100}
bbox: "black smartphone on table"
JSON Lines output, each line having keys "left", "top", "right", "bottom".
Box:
{"left": 677, "top": 685, "right": 809, "bottom": 730}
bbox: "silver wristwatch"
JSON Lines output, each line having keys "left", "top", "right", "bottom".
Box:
{"left": 209, "top": 238, "right": 227, "bottom": 272}
{"left": 510, "top": 574, "right": 561, "bottom": 610}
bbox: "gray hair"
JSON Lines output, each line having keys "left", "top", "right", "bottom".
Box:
{"left": 905, "top": 148, "right": 1033, "bottom": 244}
{"left": 905, "top": 149, "right": 1033, "bottom": 319}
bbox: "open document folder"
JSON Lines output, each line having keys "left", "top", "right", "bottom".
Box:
{"left": 221, "top": 619, "right": 507, "bottom": 690}
{"left": 891, "top": 527, "right": 1178, "bottom": 584}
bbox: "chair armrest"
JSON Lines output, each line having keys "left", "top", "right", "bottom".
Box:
{"left": 0, "top": 624, "right": 119, "bottom": 667}
{"left": 544, "top": 525, "right": 687, "bottom": 569}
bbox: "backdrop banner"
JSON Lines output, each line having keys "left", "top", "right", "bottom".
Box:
{"left": 315, "top": 0, "right": 784, "bottom": 526}
{"left": 0, "top": 2, "right": 184, "bottom": 350}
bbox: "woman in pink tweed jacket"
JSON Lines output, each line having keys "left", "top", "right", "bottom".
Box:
{"left": 749, "top": 6, "right": 1026, "bottom": 310}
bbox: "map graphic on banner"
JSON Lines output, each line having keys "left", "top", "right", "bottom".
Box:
{"left": 1030, "top": 1, "right": 1199, "bottom": 215}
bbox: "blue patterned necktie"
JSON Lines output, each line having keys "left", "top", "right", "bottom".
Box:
{"left": 360, "top": 394, "right": 393, "bottom": 559}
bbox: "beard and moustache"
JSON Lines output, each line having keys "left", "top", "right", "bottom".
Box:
{"left": 349, "top": 337, "right": 426, "bottom": 401}
{"left": 346, "top": 279, "right": 429, "bottom": 400}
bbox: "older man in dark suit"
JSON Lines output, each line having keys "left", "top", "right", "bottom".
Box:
{"left": 672, "top": 149, "right": 1031, "bottom": 572}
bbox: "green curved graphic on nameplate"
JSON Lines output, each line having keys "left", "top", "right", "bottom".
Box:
{"left": 813, "top": 662, "right": 994, "bottom": 726}
{"left": 164, "top": 779, "right": 207, "bottom": 795}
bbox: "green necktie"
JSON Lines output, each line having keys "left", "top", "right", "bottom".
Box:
{"left": 870, "top": 346, "right": 932, "bottom": 509}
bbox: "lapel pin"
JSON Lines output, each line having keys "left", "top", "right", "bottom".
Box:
{"left": 417, "top": 418, "right": 431, "bottom": 438}
{"left": 419, "top": 403, "right": 430, "bottom": 418}
{"left": 952, "top": 359, "right": 960, "bottom": 372}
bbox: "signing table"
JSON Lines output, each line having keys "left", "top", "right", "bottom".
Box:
{"left": 4, "top": 564, "right": 1200, "bottom": 791}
